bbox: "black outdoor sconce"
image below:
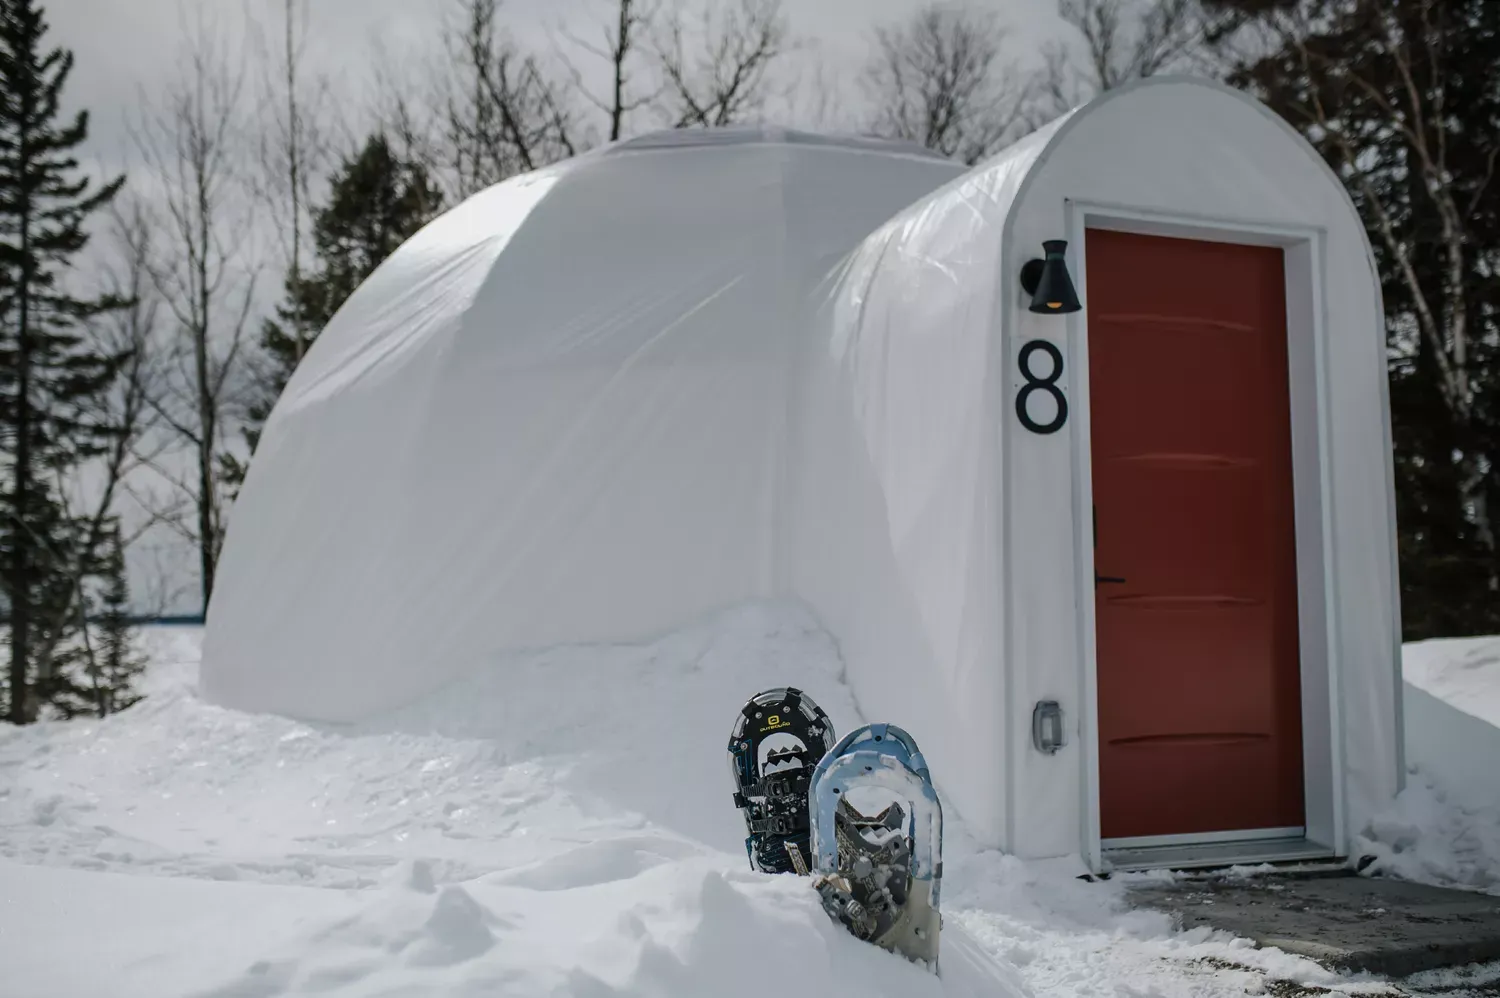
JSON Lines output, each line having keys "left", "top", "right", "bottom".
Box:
{"left": 1019, "top": 239, "right": 1082, "bottom": 315}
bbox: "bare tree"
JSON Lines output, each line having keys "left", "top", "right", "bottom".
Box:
{"left": 557, "top": 0, "right": 662, "bottom": 142}
{"left": 362, "top": 1, "right": 582, "bottom": 204}
{"left": 247, "top": 0, "right": 331, "bottom": 367}
{"left": 79, "top": 201, "right": 176, "bottom": 551}
{"left": 650, "top": 0, "right": 792, "bottom": 128}
{"left": 129, "top": 10, "right": 259, "bottom": 610}
{"left": 216, "top": 0, "right": 336, "bottom": 495}
{"left": 862, "top": 2, "right": 1031, "bottom": 164}
{"left": 441, "top": 0, "right": 581, "bottom": 199}
{"left": 374, "top": 0, "right": 796, "bottom": 198}
{"left": 366, "top": 37, "right": 447, "bottom": 181}
{"left": 783, "top": 46, "right": 852, "bottom": 133}
{"left": 1032, "top": 0, "right": 1205, "bottom": 122}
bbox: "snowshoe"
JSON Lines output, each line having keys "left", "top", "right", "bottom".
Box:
{"left": 727, "top": 687, "right": 835, "bottom": 875}
{"left": 807, "top": 722, "right": 943, "bottom": 972}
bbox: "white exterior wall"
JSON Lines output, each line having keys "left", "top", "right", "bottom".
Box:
{"left": 790, "top": 123, "right": 1064, "bottom": 848}
{"left": 1002, "top": 79, "right": 1400, "bottom": 861}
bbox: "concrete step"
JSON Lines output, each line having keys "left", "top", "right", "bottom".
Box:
{"left": 1127, "top": 869, "right": 1500, "bottom": 980}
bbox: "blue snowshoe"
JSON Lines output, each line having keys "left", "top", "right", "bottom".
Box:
{"left": 808, "top": 722, "right": 944, "bottom": 971}
{"left": 727, "top": 687, "right": 835, "bottom": 874}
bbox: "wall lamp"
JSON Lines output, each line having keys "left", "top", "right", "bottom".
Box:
{"left": 1019, "top": 240, "right": 1082, "bottom": 315}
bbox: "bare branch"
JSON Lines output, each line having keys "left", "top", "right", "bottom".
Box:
{"left": 125, "top": 5, "right": 256, "bottom": 609}
{"left": 862, "top": 3, "right": 1030, "bottom": 165}
{"left": 1037, "top": 0, "right": 1207, "bottom": 119}
{"left": 29, "top": 197, "right": 166, "bottom": 681}
{"left": 650, "top": 0, "right": 792, "bottom": 129}
{"left": 435, "top": 0, "right": 582, "bottom": 198}
{"left": 552, "top": 0, "right": 663, "bottom": 142}
{"left": 242, "top": 0, "right": 333, "bottom": 353}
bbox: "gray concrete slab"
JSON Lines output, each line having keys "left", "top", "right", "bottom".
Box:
{"left": 1127, "top": 869, "right": 1500, "bottom": 980}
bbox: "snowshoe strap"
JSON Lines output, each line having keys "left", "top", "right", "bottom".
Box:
{"left": 745, "top": 810, "right": 809, "bottom": 836}
{"left": 735, "top": 769, "right": 811, "bottom": 807}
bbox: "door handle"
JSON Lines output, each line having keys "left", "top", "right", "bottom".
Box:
{"left": 1095, "top": 574, "right": 1127, "bottom": 585}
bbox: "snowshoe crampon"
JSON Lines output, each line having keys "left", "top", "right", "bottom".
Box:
{"left": 808, "top": 722, "right": 943, "bottom": 972}
{"left": 727, "top": 687, "right": 835, "bottom": 875}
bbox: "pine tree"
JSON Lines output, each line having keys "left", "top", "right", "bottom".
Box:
{"left": 38, "top": 523, "right": 143, "bottom": 721}
{"left": 0, "top": 0, "right": 129, "bottom": 723}
{"left": 223, "top": 133, "right": 440, "bottom": 487}
{"left": 94, "top": 526, "right": 143, "bottom": 717}
{"left": 16, "top": 491, "right": 91, "bottom": 717}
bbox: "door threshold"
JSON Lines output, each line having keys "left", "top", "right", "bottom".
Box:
{"left": 1103, "top": 836, "right": 1337, "bottom": 873}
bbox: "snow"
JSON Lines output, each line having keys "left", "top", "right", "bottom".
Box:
{"left": 1348, "top": 636, "right": 1500, "bottom": 894}
{"left": 0, "top": 603, "right": 1496, "bottom": 997}
{"left": 1352, "top": 772, "right": 1500, "bottom": 894}
{"left": 1404, "top": 635, "right": 1500, "bottom": 729}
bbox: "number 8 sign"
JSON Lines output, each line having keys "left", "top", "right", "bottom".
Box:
{"left": 1015, "top": 339, "right": 1069, "bottom": 435}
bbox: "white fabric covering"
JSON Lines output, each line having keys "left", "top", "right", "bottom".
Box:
{"left": 203, "top": 129, "right": 965, "bottom": 721}
{"left": 205, "top": 79, "right": 1401, "bottom": 861}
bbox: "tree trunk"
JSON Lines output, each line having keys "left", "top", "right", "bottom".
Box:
{"left": 611, "top": 0, "right": 630, "bottom": 140}
{"left": 7, "top": 77, "right": 35, "bottom": 725}
{"left": 195, "top": 159, "right": 218, "bottom": 609}
{"left": 285, "top": 0, "right": 305, "bottom": 363}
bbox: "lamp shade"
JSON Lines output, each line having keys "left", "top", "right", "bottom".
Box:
{"left": 1024, "top": 240, "right": 1081, "bottom": 314}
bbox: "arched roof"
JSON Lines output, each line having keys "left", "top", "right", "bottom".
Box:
{"left": 602, "top": 123, "right": 956, "bottom": 162}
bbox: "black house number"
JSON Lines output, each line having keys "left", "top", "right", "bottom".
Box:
{"left": 1015, "top": 339, "right": 1068, "bottom": 435}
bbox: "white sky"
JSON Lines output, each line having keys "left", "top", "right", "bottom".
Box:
{"left": 58, "top": 0, "right": 1066, "bottom": 171}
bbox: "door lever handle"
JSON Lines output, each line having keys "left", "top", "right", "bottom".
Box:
{"left": 1095, "top": 574, "right": 1127, "bottom": 585}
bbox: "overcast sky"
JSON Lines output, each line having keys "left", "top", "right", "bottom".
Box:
{"left": 57, "top": 0, "right": 1065, "bottom": 174}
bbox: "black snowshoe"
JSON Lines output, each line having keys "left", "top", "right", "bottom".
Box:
{"left": 727, "top": 687, "right": 835, "bottom": 875}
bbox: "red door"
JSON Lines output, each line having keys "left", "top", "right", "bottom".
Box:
{"left": 1086, "top": 228, "right": 1305, "bottom": 842}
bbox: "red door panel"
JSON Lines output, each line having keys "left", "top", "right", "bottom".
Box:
{"left": 1086, "top": 228, "right": 1305, "bottom": 841}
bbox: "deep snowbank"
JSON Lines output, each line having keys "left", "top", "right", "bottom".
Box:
{"left": 1351, "top": 637, "right": 1500, "bottom": 893}
{"left": 1404, "top": 634, "right": 1500, "bottom": 729}
{"left": 1403, "top": 682, "right": 1500, "bottom": 813}
{"left": 0, "top": 604, "right": 1019, "bottom": 997}
{"left": 0, "top": 602, "right": 1394, "bottom": 998}
{"left": 191, "top": 855, "right": 1028, "bottom": 998}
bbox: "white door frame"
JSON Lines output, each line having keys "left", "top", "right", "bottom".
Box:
{"left": 1062, "top": 198, "right": 1347, "bottom": 873}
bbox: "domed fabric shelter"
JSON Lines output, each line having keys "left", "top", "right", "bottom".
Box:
{"left": 204, "top": 78, "right": 1402, "bottom": 873}
{"left": 203, "top": 125, "right": 965, "bottom": 712}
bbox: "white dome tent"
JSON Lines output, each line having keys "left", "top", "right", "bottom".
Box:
{"left": 204, "top": 77, "right": 1402, "bottom": 874}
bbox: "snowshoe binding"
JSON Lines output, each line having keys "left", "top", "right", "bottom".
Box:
{"left": 728, "top": 687, "right": 835, "bottom": 875}
{"left": 808, "top": 722, "right": 944, "bottom": 972}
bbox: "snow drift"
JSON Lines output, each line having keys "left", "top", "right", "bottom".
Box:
{"left": 1405, "top": 635, "right": 1500, "bottom": 730}
{"left": 4, "top": 605, "right": 1028, "bottom": 997}
{"left": 1351, "top": 637, "right": 1500, "bottom": 892}
{"left": 1, "top": 607, "right": 1441, "bottom": 998}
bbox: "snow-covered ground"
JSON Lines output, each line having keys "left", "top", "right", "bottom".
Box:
{"left": 0, "top": 604, "right": 1496, "bottom": 998}
{"left": 1354, "top": 634, "right": 1500, "bottom": 894}
{"left": 1405, "top": 635, "right": 1500, "bottom": 729}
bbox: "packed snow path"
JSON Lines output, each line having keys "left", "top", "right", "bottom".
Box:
{"left": 0, "top": 603, "right": 1495, "bottom": 997}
